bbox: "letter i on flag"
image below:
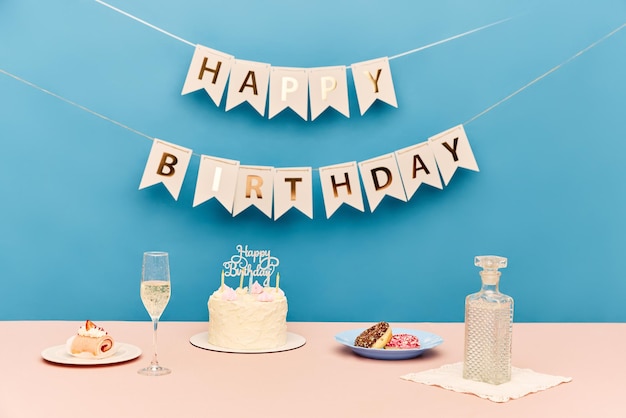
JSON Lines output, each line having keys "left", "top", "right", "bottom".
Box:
{"left": 139, "top": 139, "right": 193, "bottom": 200}
{"left": 193, "top": 155, "right": 240, "bottom": 213}
{"left": 428, "top": 124, "right": 479, "bottom": 186}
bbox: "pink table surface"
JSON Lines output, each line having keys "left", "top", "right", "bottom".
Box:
{"left": 1, "top": 321, "right": 624, "bottom": 418}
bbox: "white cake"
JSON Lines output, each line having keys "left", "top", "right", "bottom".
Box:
{"left": 207, "top": 281, "right": 288, "bottom": 350}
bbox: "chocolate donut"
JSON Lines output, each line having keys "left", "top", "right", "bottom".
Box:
{"left": 354, "top": 322, "right": 392, "bottom": 348}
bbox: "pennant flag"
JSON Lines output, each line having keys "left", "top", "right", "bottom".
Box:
{"left": 429, "top": 125, "right": 479, "bottom": 186}
{"left": 268, "top": 67, "right": 309, "bottom": 120}
{"left": 193, "top": 155, "right": 240, "bottom": 212}
{"left": 319, "top": 161, "right": 364, "bottom": 219}
{"left": 225, "top": 59, "right": 271, "bottom": 116}
{"left": 139, "top": 139, "right": 192, "bottom": 200}
{"left": 395, "top": 141, "right": 443, "bottom": 200}
{"left": 308, "top": 66, "right": 350, "bottom": 120}
{"left": 358, "top": 153, "right": 407, "bottom": 212}
{"left": 351, "top": 57, "right": 397, "bottom": 116}
{"left": 232, "top": 165, "right": 274, "bottom": 218}
{"left": 273, "top": 167, "right": 313, "bottom": 220}
{"left": 181, "top": 45, "right": 233, "bottom": 107}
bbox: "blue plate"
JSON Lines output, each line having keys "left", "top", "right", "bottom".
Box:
{"left": 334, "top": 327, "right": 443, "bottom": 360}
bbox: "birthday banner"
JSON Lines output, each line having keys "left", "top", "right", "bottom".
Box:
{"left": 181, "top": 45, "right": 397, "bottom": 121}
{"left": 139, "top": 125, "right": 479, "bottom": 219}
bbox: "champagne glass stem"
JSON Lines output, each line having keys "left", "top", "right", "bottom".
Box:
{"left": 150, "top": 318, "right": 160, "bottom": 366}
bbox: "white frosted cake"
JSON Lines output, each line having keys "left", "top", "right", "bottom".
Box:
{"left": 207, "top": 281, "right": 288, "bottom": 350}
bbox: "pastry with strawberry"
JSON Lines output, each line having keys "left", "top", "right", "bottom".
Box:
{"left": 66, "top": 320, "right": 116, "bottom": 358}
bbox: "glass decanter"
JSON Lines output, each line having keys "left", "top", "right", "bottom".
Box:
{"left": 463, "top": 255, "right": 513, "bottom": 385}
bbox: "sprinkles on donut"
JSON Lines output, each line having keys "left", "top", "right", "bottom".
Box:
{"left": 385, "top": 333, "right": 421, "bottom": 349}
{"left": 354, "top": 321, "right": 393, "bottom": 348}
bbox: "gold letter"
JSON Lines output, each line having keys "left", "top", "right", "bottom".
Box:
{"left": 211, "top": 166, "right": 222, "bottom": 192}
{"left": 281, "top": 77, "right": 298, "bottom": 101}
{"left": 412, "top": 154, "right": 431, "bottom": 178}
{"left": 330, "top": 173, "right": 352, "bottom": 198}
{"left": 157, "top": 153, "right": 177, "bottom": 177}
{"left": 198, "top": 57, "right": 222, "bottom": 84}
{"left": 239, "top": 71, "right": 259, "bottom": 95}
{"left": 370, "top": 167, "right": 392, "bottom": 191}
{"left": 320, "top": 76, "right": 337, "bottom": 101}
{"left": 284, "top": 177, "right": 302, "bottom": 200}
{"left": 245, "top": 175, "right": 263, "bottom": 198}
{"left": 364, "top": 68, "right": 382, "bottom": 93}
{"left": 442, "top": 137, "right": 460, "bottom": 162}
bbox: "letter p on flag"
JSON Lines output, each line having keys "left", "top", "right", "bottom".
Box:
{"left": 139, "top": 139, "right": 193, "bottom": 200}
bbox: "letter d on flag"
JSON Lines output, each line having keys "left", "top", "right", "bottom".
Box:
{"left": 139, "top": 139, "right": 193, "bottom": 200}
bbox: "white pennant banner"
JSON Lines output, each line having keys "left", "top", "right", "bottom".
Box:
{"left": 183, "top": 46, "right": 397, "bottom": 120}
{"left": 139, "top": 125, "right": 478, "bottom": 219}
{"left": 395, "top": 141, "right": 443, "bottom": 200}
{"left": 273, "top": 167, "right": 313, "bottom": 220}
{"left": 319, "top": 161, "right": 365, "bottom": 219}
{"left": 358, "top": 153, "right": 407, "bottom": 212}
{"left": 351, "top": 57, "right": 398, "bottom": 116}
{"left": 268, "top": 67, "right": 309, "bottom": 120}
{"left": 428, "top": 125, "right": 479, "bottom": 185}
{"left": 307, "top": 66, "right": 350, "bottom": 120}
{"left": 225, "top": 59, "right": 271, "bottom": 116}
{"left": 139, "top": 139, "right": 192, "bottom": 200}
{"left": 232, "top": 165, "right": 274, "bottom": 218}
{"left": 181, "top": 45, "right": 233, "bottom": 107}
{"left": 193, "top": 155, "right": 240, "bottom": 212}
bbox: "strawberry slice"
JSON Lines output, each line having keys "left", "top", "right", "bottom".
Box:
{"left": 85, "top": 320, "right": 96, "bottom": 330}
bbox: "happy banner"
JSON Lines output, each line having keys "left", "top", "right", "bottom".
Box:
{"left": 139, "top": 125, "right": 479, "bottom": 219}
{"left": 181, "top": 44, "right": 397, "bottom": 121}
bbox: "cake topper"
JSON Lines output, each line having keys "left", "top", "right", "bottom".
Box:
{"left": 222, "top": 244, "right": 280, "bottom": 289}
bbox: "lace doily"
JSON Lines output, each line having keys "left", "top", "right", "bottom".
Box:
{"left": 401, "top": 362, "right": 572, "bottom": 403}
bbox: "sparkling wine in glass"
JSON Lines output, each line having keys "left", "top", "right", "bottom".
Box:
{"left": 138, "top": 251, "right": 171, "bottom": 376}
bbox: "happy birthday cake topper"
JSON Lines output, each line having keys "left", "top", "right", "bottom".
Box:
{"left": 222, "top": 244, "right": 280, "bottom": 288}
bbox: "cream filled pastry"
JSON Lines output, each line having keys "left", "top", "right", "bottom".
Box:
{"left": 67, "top": 320, "right": 116, "bottom": 358}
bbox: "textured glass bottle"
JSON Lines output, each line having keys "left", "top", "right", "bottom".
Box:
{"left": 463, "top": 255, "right": 513, "bottom": 385}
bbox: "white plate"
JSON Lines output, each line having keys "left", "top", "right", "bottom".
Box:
{"left": 41, "top": 342, "right": 142, "bottom": 365}
{"left": 190, "top": 331, "right": 306, "bottom": 353}
{"left": 334, "top": 328, "right": 443, "bottom": 360}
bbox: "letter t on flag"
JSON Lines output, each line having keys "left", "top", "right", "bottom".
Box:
{"left": 139, "top": 139, "right": 193, "bottom": 200}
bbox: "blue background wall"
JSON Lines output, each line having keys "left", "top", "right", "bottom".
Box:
{"left": 1, "top": 0, "right": 624, "bottom": 322}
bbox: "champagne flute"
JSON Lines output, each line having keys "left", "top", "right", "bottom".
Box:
{"left": 138, "top": 251, "right": 172, "bottom": 376}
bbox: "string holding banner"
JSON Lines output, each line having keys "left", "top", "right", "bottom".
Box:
{"left": 2, "top": 11, "right": 622, "bottom": 220}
